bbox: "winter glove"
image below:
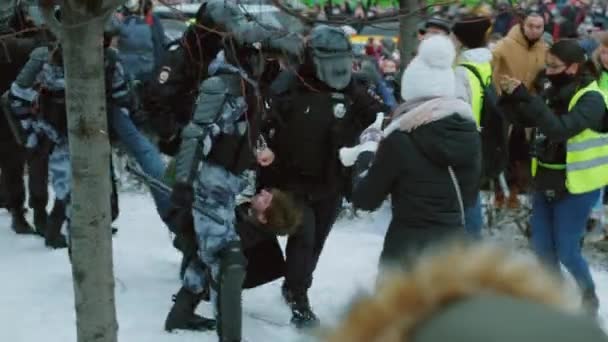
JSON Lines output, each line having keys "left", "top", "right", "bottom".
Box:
{"left": 339, "top": 112, "right": 384, "bottom": 167}
{"left": 158, "top": 135, "right": 181, "bottom": 157}
{"left": 359, "top": 119, "right": 384, "bottom": 144}
{"left": 166, "top": 182, "right": 195, "bottom": 236}
{"left": 170, "top": 182, "right": 194, "bottom": 209}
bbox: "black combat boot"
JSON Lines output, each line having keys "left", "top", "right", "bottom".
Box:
{"left": 282, "top": 284, "right": 320, "bottom": 329}
{"left": 33, "top": 207, "right": 48, "bottom": 237}
{"left": 45, "top": 200, "right": 67, "bottom": 249}
{"left": 165, "top": 287, "right": 216, "bottom": 332}
{"left": 10, "top": 208, "right": 35, "bottom": 235}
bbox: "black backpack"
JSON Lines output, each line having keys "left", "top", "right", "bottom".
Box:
{"left": 460, "top": 63, "right": 509, "bottom": 180}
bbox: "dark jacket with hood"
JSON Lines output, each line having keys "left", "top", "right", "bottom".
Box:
{"left": 499, "top": 73, "right": 607, "bottom": 195}
{"left": 234, "top": 203, "right": 287, "bottom": 289}
{"left": 259, "top": 66, "right": 387, "bottom": 202}
{"left": 351, "top": 97, "right": 481, "bottom": 264}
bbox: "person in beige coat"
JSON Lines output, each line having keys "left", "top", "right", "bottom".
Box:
{"left": 491, "top": 12, "right": 548, "bottom": 208}
{"left": 492, "top": 13, "right": 548, "bottom": 94}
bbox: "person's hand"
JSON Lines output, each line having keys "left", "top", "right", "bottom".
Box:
{"left": 499, "top": 75, "right": 522, "bottom": 95}
{"left": 256, "top": 148, "right": 275, "bottom": 167}
{"left": 170, "top": 182, "right": 194, "bottom": 209}
{"left": 340, "top": 113, "right": 385, "bottom": 167}
{"left": 359, "top": 112, "right": 385, "bottom": 144}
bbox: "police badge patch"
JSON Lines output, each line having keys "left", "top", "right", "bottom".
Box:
{"left": 333, "top": 103, "right": 346, "bottom": 119}
{"left": 158, "top": 66, "right": 171, "bottom": 84}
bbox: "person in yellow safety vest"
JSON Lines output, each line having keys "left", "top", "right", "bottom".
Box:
{"left": 498, "top": 39, "right": 608, "bottom": 318}
{"left": 453, "top": 14, "right": 493, "bottom": 240}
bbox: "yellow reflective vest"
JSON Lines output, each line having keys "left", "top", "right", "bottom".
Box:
{"left": 461, "top": 61, "right": 492, "bottom": 127}
{"left": 531, "top": 81, "right": 608, "bottom": 194}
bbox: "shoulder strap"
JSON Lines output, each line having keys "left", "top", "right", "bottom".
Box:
{"left": 459, "top": 63, "right": 486, "bottom": 87}
{"left": 448, "top": 166, "right": 465, "bottom": 227}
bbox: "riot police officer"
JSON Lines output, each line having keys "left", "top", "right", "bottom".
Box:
{"left": 164, "top": 1, "right": 302, "bottom": 340}
{"left": 259, "top": 25, "right": 388, "bottom": 328}
{"left": 143, "top": 3, "right": 225, "bottom": 155}
{"left": 0, "top": 3, "right": 54, "bottom": 235}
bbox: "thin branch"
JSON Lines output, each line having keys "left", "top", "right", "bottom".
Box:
{"left": 0, "top": 27, "right": 41, "bottom": 41}
{"left": 268, "top": 0, "right": 457, "bottom": 26}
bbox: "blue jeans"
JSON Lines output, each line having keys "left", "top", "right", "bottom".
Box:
{"left": 530, "top": 190, "right": 600, "bottom": 293}
{"left": 464, "top": 193, "right": 483, "bottom": 240}
{"left": 110, "top": 107, "right": 170, "bottom": 220}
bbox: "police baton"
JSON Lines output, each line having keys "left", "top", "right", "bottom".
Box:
{"left": 125, "top": 162, "right": 224, "bottom": 223}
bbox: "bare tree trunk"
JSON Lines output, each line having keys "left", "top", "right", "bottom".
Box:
{"left": 398, "top": 0, "right": 420, "bottom": 70}
{"left": 41, "top": 1, "right": 122, "bottom": 341}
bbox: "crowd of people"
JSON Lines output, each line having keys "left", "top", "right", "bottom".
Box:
{"left": 1, "top": 0, "right": 608, "bottom": 341}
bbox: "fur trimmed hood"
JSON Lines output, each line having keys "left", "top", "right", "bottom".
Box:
{"left": 322, "top": 244, "right": 606, "bottom": 342}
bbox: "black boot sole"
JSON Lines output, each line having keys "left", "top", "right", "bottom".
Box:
{"left": 45, "top": 237, "right": 68, "bottom": 249}
{"left": 165, "top": 318, "right": 216, "bottom": 332}
{"left": 12, "top": 223, "right": 36, "bottom": 235}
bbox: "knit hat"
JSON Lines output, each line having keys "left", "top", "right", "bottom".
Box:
{"left": 425, "top": 16, "right": 452, "bottom": 34}
{"left": 452, "top": 16, "right": 492, "bottom": 49}
{"left": 401, "top": 35, "right": 456, "bottom": 102}
{"left": 550, "top": 39, "right": 587, "bottom": 65}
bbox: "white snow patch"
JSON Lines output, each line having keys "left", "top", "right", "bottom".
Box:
{"left": 0, "top": 194, "right": 606, "bottom": 341}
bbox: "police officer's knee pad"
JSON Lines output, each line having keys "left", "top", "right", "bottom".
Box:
{"left": 216, "top": 240, "right": 247, "bottom": 341}
{"left": 217, "top": 240, "right": 247, "bottom": 294}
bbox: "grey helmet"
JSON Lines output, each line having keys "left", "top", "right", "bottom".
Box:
{"left": 309, "top": 24, "right": 353, "bottom": 90}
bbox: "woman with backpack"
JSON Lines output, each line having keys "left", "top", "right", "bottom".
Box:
{"left": 499, "top": 39, "right": 608, "bottom": 316}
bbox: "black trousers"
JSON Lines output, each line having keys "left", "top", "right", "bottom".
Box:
{"left": 0, "top": 137, "right": 50, "bottom": 212}
{"left": 284, "top": 194, "right": 342, "bottom": 293}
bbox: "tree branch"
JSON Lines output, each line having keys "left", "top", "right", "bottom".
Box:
{"left": 268, "top": 0, "right": 457, "bottom": 26}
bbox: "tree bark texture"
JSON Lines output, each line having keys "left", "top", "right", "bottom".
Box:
{"left": 60, "top": 2, "right": 118, "bottom": 341}
{"left": 399, "top": 0, "right": 420, "bottom": 70}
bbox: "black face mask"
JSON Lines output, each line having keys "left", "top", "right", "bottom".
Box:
{"left": 546, "top": 71, "right": 575, "bottom": 88}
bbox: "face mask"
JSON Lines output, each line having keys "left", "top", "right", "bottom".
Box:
{"left": 546, "top": 71, "right": 575, "bottom": 87}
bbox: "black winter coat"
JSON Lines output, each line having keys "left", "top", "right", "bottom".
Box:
{"left": 498, "top": 78, "right": 607, "bottom": 194}
{"left": 235, "top": 204, "right": 286, "bottom": 289}
{"left": 352, "top": 113, "right": 481, "bottom": 264}
{"left": 259, "top": 70, "right": 388, "bottom": 201}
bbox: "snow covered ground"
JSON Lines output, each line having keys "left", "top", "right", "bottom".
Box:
{"left": 1, "top": 192, "right": 607, "bottom": 341}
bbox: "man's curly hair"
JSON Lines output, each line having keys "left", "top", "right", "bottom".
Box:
{"left": 263, "top": 189, "right": 302, "bottom": 236}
